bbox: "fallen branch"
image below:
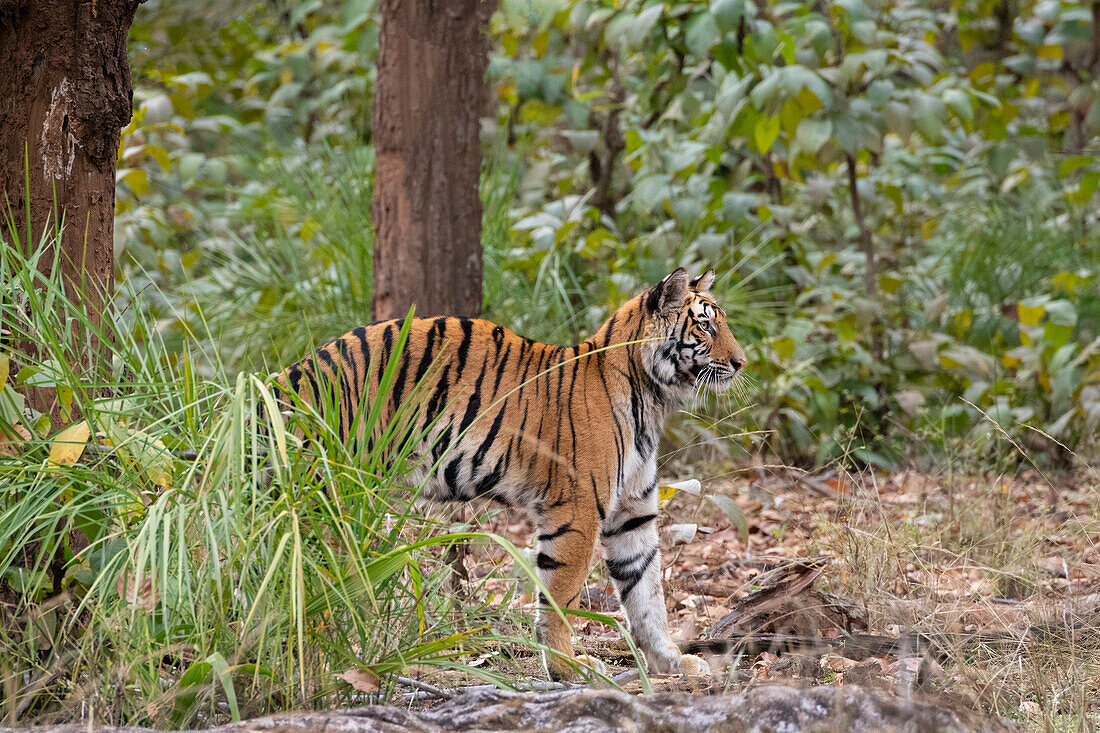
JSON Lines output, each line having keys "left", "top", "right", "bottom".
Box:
{"left": 681, "top": 614, "right": 1100, "bottom": 660}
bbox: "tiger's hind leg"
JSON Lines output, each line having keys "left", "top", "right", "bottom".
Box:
{"left": 600, "top": 483, "right": 685, "bottom": 674}
{"left": 534, "top": 509, "right": 598, "bottom": 680}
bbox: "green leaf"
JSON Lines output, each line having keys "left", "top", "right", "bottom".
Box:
{"left": 707, "top": 494, "right": 749, "bottom": 545}
{"left": 172, "top": 660, "right": 213, "bottom": 724}
{"left": 942, "top": 88, "right": 973, "bottom": 122}
{"left": 710, "top": 0, "right": 745, "bottom": 33}
{"left": 685, "top": 12, "right": 719, "bottom": 56}
{"left": 1058, "top": 155, "right": 1092, "bottom": 178}
{"left": 754, "top": 115, "right": 780, "bottom": 153}
{"left": 1069, "top": 171, "right": 1099, "bottom": 204}
{"left": 207, "top": 652, "right": 240, "bottom": 722}
{"left": 794, "top": 118, "right": 832, "bottom": 154}
{"left": 0, "top": 385, "right": 25, "bottom": 425}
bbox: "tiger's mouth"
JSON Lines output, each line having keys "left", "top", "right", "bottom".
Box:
{"left": 699, "top": 363, "right": 739, "bottom": 392}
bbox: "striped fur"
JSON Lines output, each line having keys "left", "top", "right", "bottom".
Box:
{"left": 277, "top": 267, "right": 746, "bottom": 677}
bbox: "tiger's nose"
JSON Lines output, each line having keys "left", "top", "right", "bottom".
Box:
{"left": 731, "top": 358, "right": 746, "bottom": 373}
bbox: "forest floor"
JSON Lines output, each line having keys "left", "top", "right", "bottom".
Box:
{"left": 405, "top": 464, "right": 1100, "bottom": 731}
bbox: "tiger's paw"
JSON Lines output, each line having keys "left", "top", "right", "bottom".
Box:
{"left": 679, "top": 653, "right": 711, "bottom": 676}
{"left": 574, "top": 653, "right": 609, "bottom": 677}
{"left": 547, "top": 653, "right": 608, "bottom": 681}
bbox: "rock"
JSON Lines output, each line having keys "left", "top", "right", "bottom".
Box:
{"left": 11, "top": 685, "right": 1005, "bottom": 733}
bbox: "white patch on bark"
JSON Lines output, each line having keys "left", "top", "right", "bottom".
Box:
{"left": 41, "top": 77, "right": 78, "bottom": 180}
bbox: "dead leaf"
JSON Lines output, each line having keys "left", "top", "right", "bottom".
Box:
{"left": 823, "top": 654, "right": 860, "bottom": 672}
{"left": 668, "top": 523, "right": 698, "bottom": 544}
{"left": 885, "top": 657, "right": 922, "bottom": 675}
{"left": 48, "top": 421, "right": 90, "bottom": 468}
{"left": 336, "top": 668, "right": 380, "bottom": 693}
{"left": 117, "top": 570, "right": 159, "bottom": 611}
{"left": 0, "top": 423, "right": 32, "bottom": 457}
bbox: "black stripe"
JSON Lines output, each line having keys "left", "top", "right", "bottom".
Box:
{"left": 287, "top": 364, "right": 303, "bottom": 393}
{"left": 474, "top": 453, "right": 507, "bottom": 497}
{"left": 443, "top": 454, "right": 463, "bottom": 494}
{"left": 606, "top": 548, "right": 657, "bottom": 600}
{"left": 315, "top": 348, "right": 350, "bottom": 439}
{"left": 301, "top": 364, "right": 322, "bottom": 407}
{"left": 491, "top": 341, "right": 512, "bottom": 397}
{"left": 472, "top": 399, "right": 507, "bottom": 467}
{"left": 458, "top": 357, "right": 489, "bottom": 435}
{"left": 413, "top": 319, "right": 443, "bottom": 387}
{"left": 351, "top": 327, "right": 371, "bottom": 406}
{"left": 537, "top": 552, "right": 566, "bottom": 571}
{"left": 453, "top": 318, "right": 474, "bottom": 380}
{"left": 537, "top": 522, "right": 577, "bottom": 542}
{"left": 590, "top": 473, "right": 606, "bottom": 521}
{"left": 391, "top": 344, "right": 411, "bottom": 413}
{"left": 378, "top": 324, "right": 394, "bottom": 391}
{"left": 338, "top": 338, "right": 361, "bottom": 414}
{"left": 602, "top": 514, "right": 657, "bottom": 538}
{"left": 380, "top": 324, "right": 394, "bottom": 363}
{"left": 424, "top": 364, "right": 451, "bottom": 427}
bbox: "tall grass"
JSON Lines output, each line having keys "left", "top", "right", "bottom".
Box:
{"left": 0, "top": 227, "right": 552, "bottom": 726}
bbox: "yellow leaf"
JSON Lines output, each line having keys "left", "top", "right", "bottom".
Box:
{"left": 796, "top": 86, "right": 823, "bottom": 114}
{"left": 1037, "top": 44, "right": 1062, "bottom": 60}
{"left": 1048, "top": 110, "right": 1070, "bottom": 131}
{"left": 1018, "top": 303, "right": 1045, "bottom": 325}
{"left": 49, "top": 421, "right": 90, "bottom": 468}
{"left": 658, "top": 479, "right": 701, "bottom": 509}
{"left": 106, "top": 421, "right": 173, "bottom": 490}
{"left": 658, "top": 485, "right": 679, "bottom": 506}
{"left": 920, "top": 217, "right": 938, "bottom": 239}
{"left": 299, "top": 218, "right": 321, "bottom": 242}
{"left": 118, "top": 168, "right": 149, "bottom": 196}
{"left": 1003, "top": 353, "right": 1020, "bottom": 369}
{"left": 0, "top": 353, "right": 8, "bottom": 391}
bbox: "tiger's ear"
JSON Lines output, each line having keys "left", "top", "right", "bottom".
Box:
{"left": 646, "top": 267, "right": 690, "bottom": 314}
{"left": 691, "top": 269, "right": 715, "bottom": 292}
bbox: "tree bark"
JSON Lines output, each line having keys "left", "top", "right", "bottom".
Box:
{"left": 371, "top": 0, "right": 495, "bottom": 320}
{"left": 845, "top": 152, "right": 876, "bottom": 298}
{"left": 0, "top": 0, "right": 142, "bottom": 416}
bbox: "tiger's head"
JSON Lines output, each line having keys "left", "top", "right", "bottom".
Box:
{"left": 640, "top": 267, "right": 746, "bottom": 399}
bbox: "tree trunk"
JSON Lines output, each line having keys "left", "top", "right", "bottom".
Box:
{"left": 371, "top": 0, "right": 494, "bottom": 321}
{"left": 0, "top": 0, "right": 142, "bottom": 417}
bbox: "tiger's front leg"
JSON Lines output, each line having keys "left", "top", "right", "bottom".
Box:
{"left": 600, "top": 483, "right": 684, "bottom": 674}
{"left": 534, "top": 509, "right": 598, "bottom": 680}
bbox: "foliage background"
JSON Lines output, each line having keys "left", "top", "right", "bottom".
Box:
{"left": 117, "top": 0, "right": 1100, "bottom": 470}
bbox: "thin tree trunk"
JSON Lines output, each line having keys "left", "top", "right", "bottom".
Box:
{"left": 0, "top": 0, "right": 142, "bottom": 419}
{"left": 371, "top": 0, "right": 495, "bottom": 320}
{"left": 846, "top": 152, "right": 876, "bottom": 298}
{"left": 846, "top": 152, "right": 883, "bottom": 361}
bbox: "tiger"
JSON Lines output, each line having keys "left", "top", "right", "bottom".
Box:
{"left": 276, "top": 267, "right": 747, "bottom": 678}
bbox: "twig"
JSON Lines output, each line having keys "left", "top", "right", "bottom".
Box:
{"left": 397, "top": 675, "right": 454, "bottom": 700}
{"left": 402, "top": 680, "right": 574, "bottom": 702}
